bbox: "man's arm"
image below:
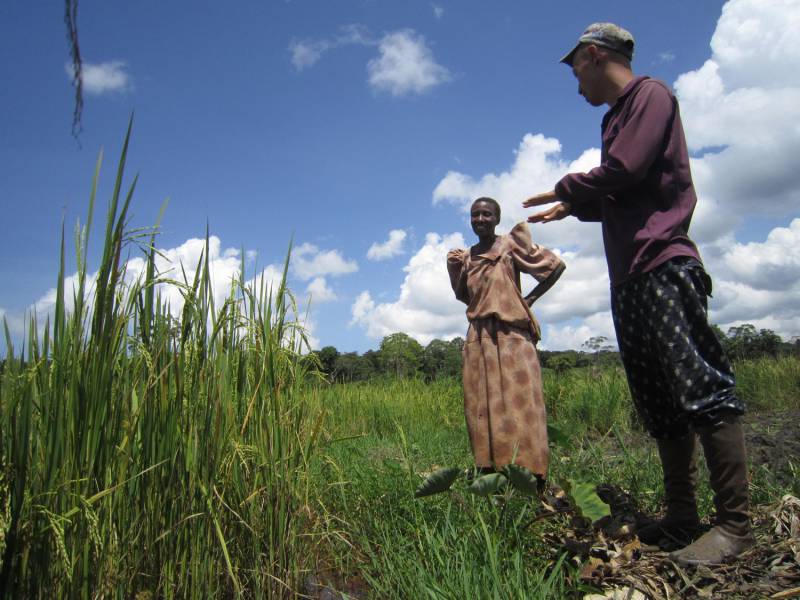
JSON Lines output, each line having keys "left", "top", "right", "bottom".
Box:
{"left": 522, "top": 191, "right": 572, "bottom": 223}
{"left": 556, "top": 81, "right": 675, "bottom": 204}
{"left": 521, "top": 82, "right": 675, "bottom": 222}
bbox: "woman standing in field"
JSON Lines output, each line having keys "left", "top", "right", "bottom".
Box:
{"left": 447, "top": 197, "right": 565, "bottom": 484}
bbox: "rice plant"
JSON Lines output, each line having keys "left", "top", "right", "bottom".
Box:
{"left": 0, "top": 121, "right": 322, "bottom": 598}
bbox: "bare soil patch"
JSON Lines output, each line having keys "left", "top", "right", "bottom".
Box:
{"left": 745, "top": 410, "right": 800, "bottom": 488}
{"left": 554, "top": 411, "right": 800, "bottom": 599}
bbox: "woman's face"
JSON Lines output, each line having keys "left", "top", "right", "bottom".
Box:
{"left": 471, "top": 200, "right": 499, "bottom": 237}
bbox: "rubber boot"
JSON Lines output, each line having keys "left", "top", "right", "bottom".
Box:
{"left": 670, "top": 419, "right": 755, "bottom": 565}
{"left": 637, "top": 434, "right": 700, "bottom": 547}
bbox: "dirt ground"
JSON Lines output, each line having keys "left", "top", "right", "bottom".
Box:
{"left": 745, "top": 410, "right": 800, "bottom": 489}
{"left": 563, "top": 410, "right": 800, "bottom": 599}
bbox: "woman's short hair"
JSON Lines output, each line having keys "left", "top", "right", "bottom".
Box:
{"left": 471, "top": 197, "right": 501, "bottom": 220}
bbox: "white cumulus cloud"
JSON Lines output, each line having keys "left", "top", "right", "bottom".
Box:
{"left": 367, "top": 30, "right": 451, "bottom": 96}
{"left": 289, "top": 25, "right": 373, "bottom": 71}
{"left": 533, "top": 251, "right": 610, "bottom": 323}
{"left": 367, "top": 229, "right": 407, "bottom": 261}
{"left": 290, "top": 26, "right": 450, "bottom": 97}
{"left": 305, "top": 276, "right": 337, "bottom": 303}
{"left": 718, "top": 219, "right": 800, "bottom": 292}
{"left": 350, "top": 232, "right": 468, "bottom": 344}
{"left": 292, "top": 243, "right": 358, "bottom": 281}
{"left": 543, "top": 312, "right": 617, "bottom": 352}
{"left": 675, "top": 0, "right": 800, "bottom": 222}
{"left": 709, "top": 0, "right": 800, "bottom": 90}
{"left": 289, "top": 40, "right": 328, "bottom": 71}
{"left": 65, "top": 60, "right": 131, "bottom": 94}
{"left": 703, "top": 219, "right": 800, "bottom": 340}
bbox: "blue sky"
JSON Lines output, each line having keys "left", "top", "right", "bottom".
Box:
{"left": 1, "top": 0, "right": 798, "bottom": 354}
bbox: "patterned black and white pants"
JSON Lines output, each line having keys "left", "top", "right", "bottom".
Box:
{"left": 611, "top": 257, "right": 744, "bottom": 439}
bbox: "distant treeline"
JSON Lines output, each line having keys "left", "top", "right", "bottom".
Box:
{"left": 306, "top": 324, "right": 799, "bottom": 383}
{"left": 308, "top": 333, "right": 464, "bottom": 383}
{"left": 1, "top": 323, "right": 793, "bottom": 384}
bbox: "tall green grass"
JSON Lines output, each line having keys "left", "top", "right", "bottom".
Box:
{"left": 0, "top": 123, "right": 321, "bottom": 598}
{"left": 317, "top": 377, "right": 464, "bottom": 440}
{"left": 542, "top": 366, "right": 633, "bottom": 436}
{"left": 733, "top": 355, "right": 800, "bottom": 411}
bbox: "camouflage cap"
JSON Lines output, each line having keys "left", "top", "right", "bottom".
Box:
{"left": 560, "top": 22, "right": 635, "bottom": 66}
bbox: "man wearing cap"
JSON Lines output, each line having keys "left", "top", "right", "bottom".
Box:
{"left": 522, "top": 23, "right": 754, "bottom": 566}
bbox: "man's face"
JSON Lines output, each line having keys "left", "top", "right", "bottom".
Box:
{"left": 571, "top": 46, "right": 605, "bottom": 107}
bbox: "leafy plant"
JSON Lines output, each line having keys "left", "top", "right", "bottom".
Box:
{"left": 507, "top": 463, "right": 543, "bottom": 495}
{"left": 413, "top": 467, "right": 462, "bottom": 498}
{"left": 466, "top": 472, "right": 509, "bottom": 497}
{"left": 413, "top": 423, "right": 610, "bottom": 524}
{"left": 565, "top": 480, "right": 611, "bottom": 523}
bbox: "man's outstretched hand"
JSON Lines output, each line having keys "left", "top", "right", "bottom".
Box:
{"left": 522, "top": 191, "right": 558, "bottom": 208}
{"left": 522, "top": 191, "right": 571, "bottom": 223}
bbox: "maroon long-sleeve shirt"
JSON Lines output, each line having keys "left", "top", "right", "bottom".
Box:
{"left": 555, "top": 76, "right": 701, "bottom": 287}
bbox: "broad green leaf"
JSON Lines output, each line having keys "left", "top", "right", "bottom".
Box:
{"left": 414, "top": 467, "right": 462, "bottom": 498}
{"left": 547, "top": 423, "right": 571, "bottom": 449}
{"left": 467, "top": 473, "right": 508, "bottom": 497}
{"left": 505, "top": 464, "right": 541, "bottom": 496}
{"left": 568, "top": 480, "right": 611, "bottom": 523}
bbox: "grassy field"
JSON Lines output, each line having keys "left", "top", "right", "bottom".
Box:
{"left": 1, "top": 132, "right": 798, "bottom": 598}
{"left": 306, "top": 361, "right": 799, "bottom": 599}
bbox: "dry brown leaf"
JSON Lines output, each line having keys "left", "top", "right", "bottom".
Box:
{"left": 583, "top": 587, "right": 648, "bottom": 600}
{"left": 580, "top": 557, "right": 605, "bottom": 580}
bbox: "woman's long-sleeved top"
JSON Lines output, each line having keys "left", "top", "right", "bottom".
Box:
{"left": 447, "top": 222, "right": 565, "bottom": 342}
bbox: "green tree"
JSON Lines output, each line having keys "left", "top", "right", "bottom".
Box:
{"left": 726, "top": 323, "right": 757, "bottom": 360}
{"left": 723, "top": 324, "right": 784, "bottom": 360}
{"left": 710, "top": 323, "right": 728, "bottom": 345}
{"left": 581, "top": 336, "right": 614, "bottom": 366}
{"left": 754, "top": 328, "right": 782, "bottom": 357}
{"left": 333, "top": 352, "right": 376, "bottom": 382}
{"left": 362, "top": 349, "right": 381, "bottom": 374}
{"left": 378, "top": 333, "right": 423, "bottom": 379}
{"left": 548, "top": 354, "right": 577, "bottom": 374}
{"left": 316, "top": 345, "right": 340, "bottom": 377}
{"left": 582, "top": 335, "right": 612, "bottom": 354}
{"left": 422, "top": 337, "right": 463, "bottom": 380}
